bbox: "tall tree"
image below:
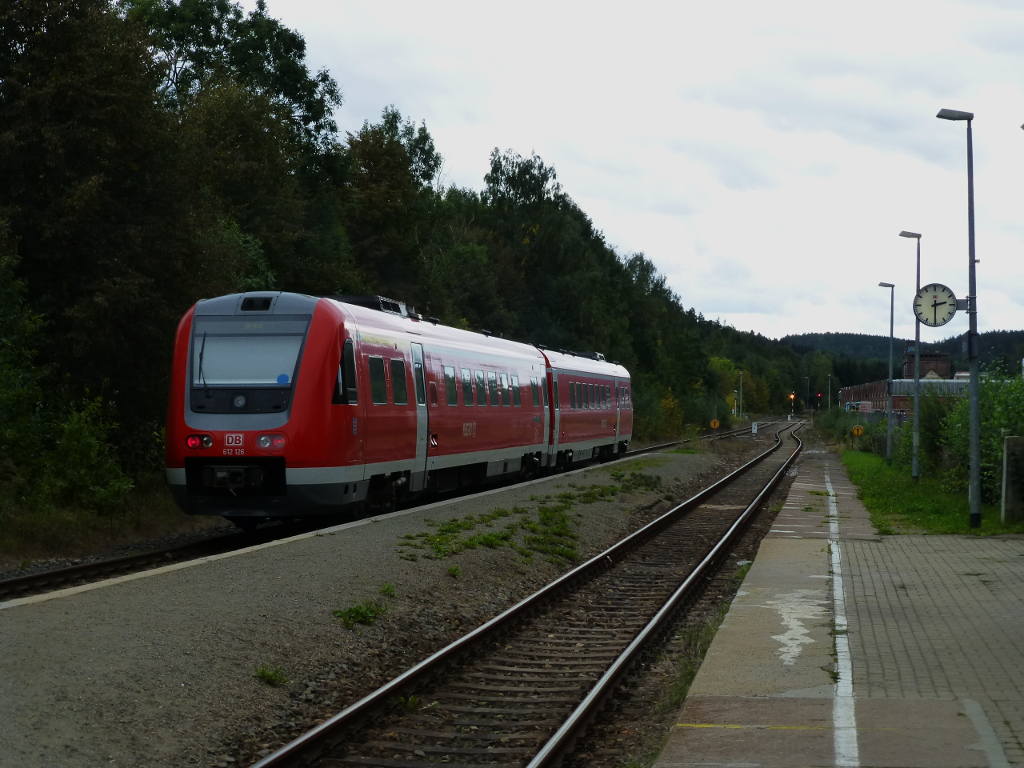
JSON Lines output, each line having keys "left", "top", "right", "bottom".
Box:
{"left": 121, "top": 0, "right": 342, "bottom": 152}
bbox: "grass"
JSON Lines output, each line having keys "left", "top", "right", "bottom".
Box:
{"left": 841, "top": 451, "right": 1024, "bottom": 535}
{"left": 395, "top": 472, "right": 665, "bottom": 566}
{"left": 254, "top": 664, "right": 289, "bottom": 687}
{"left": 333, "top": 598, "right": 387, "bottom": 628}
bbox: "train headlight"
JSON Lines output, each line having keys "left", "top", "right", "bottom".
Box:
{"left": 232, "top": 394, "right": 247, "bottom": 408}
{"left": 257, "top": 434, "right": 285, "bottom": 450}
{"left": 186, "top": 434, "right": 213, "bottom": 449}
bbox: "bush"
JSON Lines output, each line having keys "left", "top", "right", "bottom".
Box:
{"left": 941, "top": 369, "right": 1024, "bottom": 504}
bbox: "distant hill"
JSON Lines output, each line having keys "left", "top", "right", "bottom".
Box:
{"left": 782, "top": 330, "right": 1024, "bottom": 372}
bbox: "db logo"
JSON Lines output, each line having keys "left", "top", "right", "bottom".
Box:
{"left": 225, "top": 433, "right": 245, "bottom": 447}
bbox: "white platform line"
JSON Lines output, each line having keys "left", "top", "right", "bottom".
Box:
{"left": 826, "top": 468, "right": 860, "bottom": 767}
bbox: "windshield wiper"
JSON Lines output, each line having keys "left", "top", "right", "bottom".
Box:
{"left": 197, "top": 331, "right": 209, "bottom": 394}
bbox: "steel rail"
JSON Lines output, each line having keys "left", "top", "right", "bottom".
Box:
{"left": 251, "top": 424, "right": 797, "bottom": 768}
{"left": 528, "top": 424, "right": 803, "bottom": 767}
{"left": 0, "top": 530, "right": 250, "bottom": 601}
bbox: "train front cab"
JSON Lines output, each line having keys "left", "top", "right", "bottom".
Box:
{"left": 166, "top": 293, "right": 370, "bottom": 524}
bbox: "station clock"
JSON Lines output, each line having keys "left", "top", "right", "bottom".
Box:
{"left": 913, "top": 283, "right": 957, "bottom": 327}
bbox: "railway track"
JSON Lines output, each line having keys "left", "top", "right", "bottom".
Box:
{"left": 251, "top": 423, "right": 802, "bottom": 768}
{"left": 0, "top": 427, "right": 776, "bottom": 603}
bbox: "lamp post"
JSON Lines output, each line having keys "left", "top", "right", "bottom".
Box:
{"left": 879, "top": 282, "right": 895, "bottom": 461}
{"left": 899, "top": 230, "right": 922, "bottom": 480}
{"left": 738, "top": 371, "right": 744, "bottom": 421}
{"left": 802, "top": 376, "right": 809, "bottom": 412}
{"left": 827, "top": 374, "right": 832, "bottom": 410}
{"left": 937, "top": 107, "right": 980, "bottom": 528}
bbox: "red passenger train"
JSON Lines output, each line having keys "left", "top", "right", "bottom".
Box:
{"left": 165, "top": 292, "right": 633, "bottom": 526}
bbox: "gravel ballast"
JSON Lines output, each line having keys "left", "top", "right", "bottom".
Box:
{"left": 0, "top": 441, "right": 767, "bottom": 768}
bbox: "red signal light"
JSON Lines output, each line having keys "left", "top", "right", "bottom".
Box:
{"left": 186, "top": 434, "right": 213, "bottom": 449}
{"left": 257, "top": 434, "right": 286, "bottom": 450}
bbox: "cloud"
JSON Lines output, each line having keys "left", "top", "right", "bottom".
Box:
{"left": 252, "top": 0, "right": 1024, "bottom": 339}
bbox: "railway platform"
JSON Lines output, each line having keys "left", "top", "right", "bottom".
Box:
{"left": 654, "top": 437, "right": 1024, "bottom": 767}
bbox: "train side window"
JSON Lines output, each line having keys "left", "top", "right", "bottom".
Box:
{"left": 569, "top": 381, "right": 576, "bottom": 409}
{"left": 500, "top": 373, "right": 511, "bottom": 406}
{"left": 369, "top": 357, "right": 387, "bottom": 404}
{"left": 582, "top": 383, "right": 588, "bottom": 409}
{"left": 553, "top": 380, "right": 560, "bottom": 410}
{"left": 511, "top": 375, "right": 521, "bottom": 406}
{"left": 333, "top": 339, "right": 359, "bottom": 404}
{"left": 391, "top": 359, "right": 408, "bottom": 405}
{"left": 429, "top": 381, "right": 438, "bottom": 406}
{"left": 487, "top": 371, "right": 498, "bottom": 405}
{"left": 414, "top": 361, "right": 426, "bottom": 405}
{"left": 461, "top": 368, "right": 473, "bottom": 405}
{"left": 489, "top": 374, "right": 501, "bottom": 409}
{"left": 475, "top": 370, "right": 486, "bottom": 405}
{"left": 543, "top": 380, "right": 549, "bottom": 407}
{"left": 590, "top": 383, "right": 596, "bottom": 408}
{"left": 444, "top": 366, "right": 457, "bottom": 405}
{"left": 606, "top": 385, "right": 611, "bottom": 408}
{"left": 530, "top": 377, "right": 540, "bottom": 405}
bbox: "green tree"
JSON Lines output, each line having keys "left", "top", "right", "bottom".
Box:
{"left": 121, "top": 0, "right": 342, "bottom": 151}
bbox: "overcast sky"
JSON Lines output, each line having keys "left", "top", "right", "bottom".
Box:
{"left": 255, "top": 0, "right": 1024, "bottom": 342}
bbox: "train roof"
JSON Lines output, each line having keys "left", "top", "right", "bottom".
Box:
{"left": 191, "top": 292, "right": 628, "bottom": 377}
{"left": 326, "top": 296, "right": 545, "bottom": 363}
{"left": 540, "top": 348, "right": 630, "bottom": 378}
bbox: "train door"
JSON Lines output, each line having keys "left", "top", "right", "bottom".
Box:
{"left": 410, "top": 342, "right": 429, "bottom": 491}
{"left": 548, "top": 370, "right": 561, "bottom": 467}
{"left": 614, "top": 378, "right": 622, "bottom": 446}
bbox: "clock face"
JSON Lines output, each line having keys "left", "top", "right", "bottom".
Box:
{"left": 913, "top": 283, "right": 957, "bottom": 327}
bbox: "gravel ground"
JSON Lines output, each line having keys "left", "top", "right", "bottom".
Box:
{"left": 0, "top": 438, "right": 769, "bottom": 768}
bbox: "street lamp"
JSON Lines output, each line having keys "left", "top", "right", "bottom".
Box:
{"left": 899, "top": 230, "right": 922, "bottom": 480}
{"left": 937, "top": 107, "right": 980, "bottom": 529}
{"left": 738, "top": 371, "right": 744, "bottom": 421}
{"left": 879, "top": 282, "right": 895, "bottom": 461}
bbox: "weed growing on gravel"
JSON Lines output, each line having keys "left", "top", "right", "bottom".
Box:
{"left": 610, "top": 470, "right": 663, "bottom": 493}
{"left": 447, "top": 565, "right": 461, "bottom": 578}
{"left": 522, "top": 504, "right": 578, "bottom": 564}
{"left": 664, "top": 602, "right": 730, "bottom": 710}
{"left": 379, "top": 583, "right": 396, "bottom": 598}
{"left": 394, "top": 474, "right": 664, "bottom": 566}
{"left": 396, "top": 694, "right": 422, "bottom": 711}
{"left": 254, "top": 665, "right": 288, "bottom": 687}
{"left": 333, "top": 599, "right": 387, "bottom": 628}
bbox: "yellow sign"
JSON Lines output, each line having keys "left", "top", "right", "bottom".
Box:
{"left": 851, "top": 425, "right": 865, "bottom": 437}
{"left": 710, "top": 418, "right": 720, "bottom": 429}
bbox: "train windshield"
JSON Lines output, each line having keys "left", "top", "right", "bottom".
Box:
{"left": 192, "top": 317, "right": 309, "bottom": 387}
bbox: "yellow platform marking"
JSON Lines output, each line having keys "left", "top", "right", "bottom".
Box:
{"left": 676, "top": 722, "right": 897, "bottom": 732}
